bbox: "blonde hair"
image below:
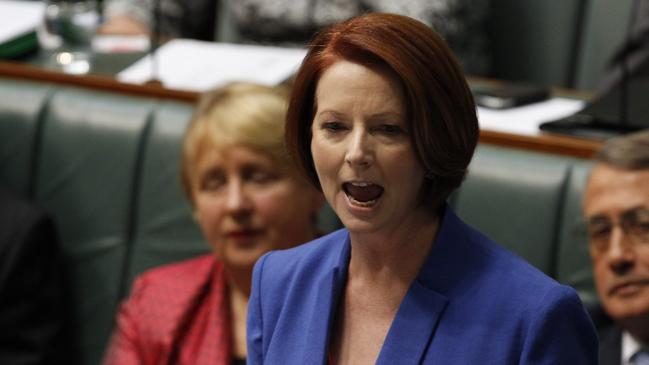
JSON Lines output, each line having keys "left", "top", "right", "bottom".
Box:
{"left": 181, "top": 82, "right": 291, "bottom": 203}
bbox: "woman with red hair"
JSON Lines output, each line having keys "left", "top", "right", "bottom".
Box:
{"left": 247, "top": 13, "right": 597, "bottom": 364}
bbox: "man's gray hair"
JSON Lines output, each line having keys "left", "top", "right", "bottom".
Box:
{"left": 596, "top": 129, "right": 649, "bottom": 170}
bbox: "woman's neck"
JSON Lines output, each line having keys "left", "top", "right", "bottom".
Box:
{"left": 329, "top": 210, "right": 440, "bottom": 364}
{"left": 347, "top": 209, "right": 440, "bottom": 287}
{"left": 228, "top": 280, "right": 249, "bottom": 359}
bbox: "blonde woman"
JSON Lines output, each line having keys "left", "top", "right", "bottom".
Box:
{"left": 103, "top": 82, "right": 323, "bottom": 365}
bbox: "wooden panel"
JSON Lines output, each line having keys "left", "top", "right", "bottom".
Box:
{"left": 0, "top": 61, "right": 199, "bottom": 102}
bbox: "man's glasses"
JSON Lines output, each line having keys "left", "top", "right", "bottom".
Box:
{"left": 586, "top": 207, "right": 649, "bottom": 254}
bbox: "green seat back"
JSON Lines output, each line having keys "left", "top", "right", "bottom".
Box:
{"left": 452, "top": 145, "right": 573, "bottom": 273}
{"left": 124, "top": 101, "right": 206, "bottom": 289}
{"left": 33, "top": 87, "right": 154, "bottom": 365}
{"left": 555, "top": 161, "right": 596, "bottom": 305}
{"left": 0, "top": 78, "right": 52, "bottom": 197}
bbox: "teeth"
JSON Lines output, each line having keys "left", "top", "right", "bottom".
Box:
{"left": 350, "top": 182, "right": 371, "bottom": 187}
{"left": 348, "top": 195, "right": 377, "bottom": 207}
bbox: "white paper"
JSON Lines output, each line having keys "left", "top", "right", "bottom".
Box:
{"left": 118, "top": 39, "right": 307, "bottom": 91}
{"left": 92, "top": 34, "right": 151, "bottom": 53}
{"left": 0, "top": 0, "right": 45, "bottom": 44}
{"left": 477, "top": 98, "right": 586, "bottom": 136}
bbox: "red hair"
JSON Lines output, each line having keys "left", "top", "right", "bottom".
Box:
{"left": 286, "top": 13, "right": 478, "bottom": 208}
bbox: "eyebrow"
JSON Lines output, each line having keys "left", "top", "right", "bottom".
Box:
{"left": 586, "top": 205, "right": 649, "bottom": 223}
{"left": 623, "top": 206, "right": 649, "bottom": 218}
{"left": 586, "top": 215, "right": 610, "bottom": 225}
{"left": 315, "top": 110, "right": 405, "bottom": 120}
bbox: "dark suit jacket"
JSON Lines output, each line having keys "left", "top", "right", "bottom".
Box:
{"left": 599, "top": 325, "right": 623, "bottom": 365}
{"left": 0, "top": 189, "right": 65, "bottom": 365}
{"left": 248, "top": 208, "right": 598, "bottom": 364}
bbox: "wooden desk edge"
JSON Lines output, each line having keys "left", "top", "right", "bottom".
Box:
{"left": 1, "top": 61, "right": 602, "bottom": 158}
{"left": 0, "top": 61, "right": 199, "bottom": 102}
{"left": 479, "top": 130, "right": 600, "bottom": 159}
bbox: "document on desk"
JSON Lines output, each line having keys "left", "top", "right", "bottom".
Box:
{"left": 0, "top": 1, "right": 44, "bottom": 43}
{"left": 117, "top": 39, "right": 307, "bottom": 91}
{"left": 477, "top": 97, "right": 585, "bottom": 136}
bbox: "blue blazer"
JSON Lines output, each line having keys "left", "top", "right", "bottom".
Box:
{"left": 247, "top": 208, "right": 598, "bottom": 364}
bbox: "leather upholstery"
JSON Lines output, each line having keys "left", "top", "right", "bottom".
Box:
{"left": 124, "top": 101, "right": 205, "bottom": 288}
{"left": 555, "top": 161, "right": 597, "bottom": 307}
{"left": 33, "top": 87, "right": 154, "bottom": 365}
{"left": 0, "top": 77, "right": 596, "bottom": 365}
{"left": 0, "top": 79, "right": 52, "bottom": 198}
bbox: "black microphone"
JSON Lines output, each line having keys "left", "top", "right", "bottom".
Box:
{"left": 539, "top": 0, "right": 648, "bottom": 139}
{"left": 145, "top": 0, "right": 162, "bottom": 86}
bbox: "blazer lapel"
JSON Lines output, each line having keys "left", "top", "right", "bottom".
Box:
{"left": 377, "top": 207, "right": 469, "bottom": 364}
{"left": 300, "top": 235, "right": 351, "bottom": 365}
{"left": 376, "top": 281, "right": 448, "bottom": 365}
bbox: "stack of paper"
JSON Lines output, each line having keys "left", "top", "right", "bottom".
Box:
{"left": 0, "top": 0, "right": 44, "bottom": 58}
{"left": 477, "top": 98, "right": 586, "bottom": 136}
{"left": 117, "top": 39, "right": 308, "bottom": 91}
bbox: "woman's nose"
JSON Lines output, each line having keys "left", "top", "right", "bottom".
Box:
{"left": 225, "top": 181, "right": 252, "bottom": 214}
{"left": 344, "top": 128, "right": 373, "bottom": 168}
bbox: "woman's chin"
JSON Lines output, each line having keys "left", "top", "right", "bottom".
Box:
{"left": 217, "top": 247, "right": 265, "bottom": 271}
{"left": 339, "top": 216, "right": 383, "bottom": 235}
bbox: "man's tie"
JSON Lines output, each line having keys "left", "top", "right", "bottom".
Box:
{"left": 631, "top": 349, "right": 649, "bottom": 365}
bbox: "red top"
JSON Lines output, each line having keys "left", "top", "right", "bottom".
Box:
{"left": 102, "top": 254, "right": 232, "bottom": 365}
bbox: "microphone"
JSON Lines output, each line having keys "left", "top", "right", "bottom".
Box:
{"left": 145, "top": 0, "right": 163, "bottom": 86}
{"left": 539, "top": 0, "right": 648, "bottom": 139}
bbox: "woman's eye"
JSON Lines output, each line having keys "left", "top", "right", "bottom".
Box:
{"left": 322, "top": 121, "right": 346, "bottom": 132}
{"left": 246, "top": 170, "right": 277, "bottom": 184}
{"left": 200, "top": 175, "right": 225, "bottom": 191}
{"left": 377, "top": 124, "right": 404, "bottom": 135}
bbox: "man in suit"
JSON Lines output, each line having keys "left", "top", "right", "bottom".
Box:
{"left": 583, "top": 130, "right": 649, "bottom": 365}
{"left": 0, "top": 188, "right": 66, "bottom": 365}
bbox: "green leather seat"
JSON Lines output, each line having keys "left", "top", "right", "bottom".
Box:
{"left": 452, "top": 145, "right": 575, "bottom": 274}
{"left": 123, "top": 101, "right": 206, "bottom": 290}
{"left": 0, "top": 79, "right": 52, "bottom": 197}
{"left": 555, "top": 161, "right": 596, "bottom": 306}
{"left": 33, "top": 86, "right": 154, "bottom": 365}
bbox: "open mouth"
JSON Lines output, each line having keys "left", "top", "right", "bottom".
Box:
{"left": 343, "top": 182, "right": 384, "bottom": 207}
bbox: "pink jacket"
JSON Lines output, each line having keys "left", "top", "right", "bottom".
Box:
{"left": 103, "top": 254, "right": 232, "bottom": 365}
